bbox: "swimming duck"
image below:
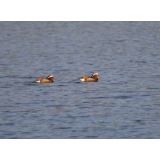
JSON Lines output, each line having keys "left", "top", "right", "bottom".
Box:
{"left": 36, "top": 75, "right": 54, "bottom": 83}
{"left": 80, "top": 73, "right": 99, "bottom": 82}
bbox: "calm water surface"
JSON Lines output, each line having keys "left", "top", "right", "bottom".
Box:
{"left": 1, "top": 22, "right": 160, "bottom": 138}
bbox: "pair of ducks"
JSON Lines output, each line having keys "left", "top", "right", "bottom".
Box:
{"left": 36, "top": 73, "right": 99, "bottom": 83}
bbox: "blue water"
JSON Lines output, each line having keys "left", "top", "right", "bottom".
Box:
{"left": 1, "top": 22, "right": 160, "bottom": 138}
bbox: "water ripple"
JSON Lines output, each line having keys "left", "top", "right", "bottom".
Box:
{"left": 1, "top": 22, "right": 160, "bottom": 138}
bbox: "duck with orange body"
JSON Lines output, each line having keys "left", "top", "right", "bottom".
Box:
{"left": 36, "top": 75, "right": 54, "bottom": 83}
{"left": 80, "top": 73, "right": 99, "bottom": 82}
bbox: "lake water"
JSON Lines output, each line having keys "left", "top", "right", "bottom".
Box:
{"left": 1, "top": 21, "right": 160, "bottom": 138}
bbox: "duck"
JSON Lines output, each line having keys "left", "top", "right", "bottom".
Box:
{"left": 80, "top": 73, "right": 99, "bottom": 82}
{"left": 36, "top": 75, "right": 54, "bottom": 83}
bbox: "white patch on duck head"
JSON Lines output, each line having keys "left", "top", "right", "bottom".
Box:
{"left": 47, "top": 75, "right": 54, "bottom": 79}
{"left": 92, "top": 73, "right": 99, "bottom": 77}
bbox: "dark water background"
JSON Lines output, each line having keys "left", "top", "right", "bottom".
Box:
{"left": 1, "top": 21, "right": 160, "bottom": 138}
